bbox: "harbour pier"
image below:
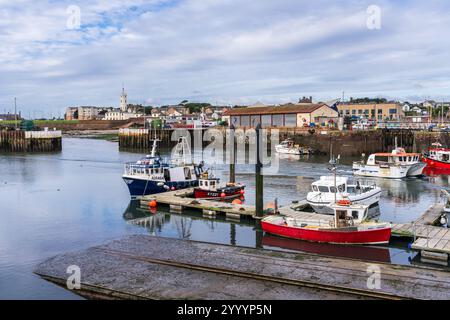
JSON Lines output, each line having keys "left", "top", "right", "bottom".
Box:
{"left": 0, "top": 130, "right": 62, "bottom": 152}
{"left": 35, "top": 235, "right": 450, "bottom": 300}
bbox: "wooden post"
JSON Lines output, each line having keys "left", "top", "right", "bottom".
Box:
{"left": 229, "top": 124, "right": 236, "bottom": 183}
{"left": 255, "top": 123, "right": 263, "bottom": 218}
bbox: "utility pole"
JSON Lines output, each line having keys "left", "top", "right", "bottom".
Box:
{"left": 14, "top": 97, "right": 18, "bottom": 130}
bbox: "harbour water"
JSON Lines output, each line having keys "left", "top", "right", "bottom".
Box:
{"left": 1, "top": 138, "right": 449, "bottom": 299}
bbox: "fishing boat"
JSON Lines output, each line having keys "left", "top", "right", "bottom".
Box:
{"left": 193, "top": 171, "right": 245, "bottom": 200}
{"left": 122, "top": 137, "right": 202, "bottom": 199}
{"left": 353, "top": 149, "right": 425, "bottom": 179}
{"left": 275, "top": 138, "right": 311, "bottom": 155}
{"left": 306, "top": 176, "right": 381, "bottom": 214}
{"left": 261, "top": 202, "right": 391, "bottom": 245}
{"left": 423, "top": 143, "right": 450, "bottom": 169}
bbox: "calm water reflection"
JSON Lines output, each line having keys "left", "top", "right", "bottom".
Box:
{"left": 0, "top": 138, "right": 448, "bottom": 299}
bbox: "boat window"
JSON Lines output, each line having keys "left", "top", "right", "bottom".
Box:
{"left": 408, "top": 156, "right": 412, "bottom": 162}
{"left": 338, "top": 184, "right": 345, "bottom": 192}
{"left": 347, "top": 186, "right": 355, "bottom": 193}
{"left": 184, "top": 167, "right": 192, "bottom": 180}
{"left": 352, "top": 211, "right": 359, "bottom": 219}
{"left": 318, "top": 186, "right": 329, "bottom": 192}
{"left": 312, "top": 185, "right": 318, "bottom": 192}
{"left": 210, "top": 181, "right": 215, "bottom": 187}
{"left": 330, "top": 187, "right": 336, "bottom": 193}
{"left": 375, "top": 156, "right": 389, "bottom": 164}
{"left": 163, "top": 169, "right": 170, "bottom": 181}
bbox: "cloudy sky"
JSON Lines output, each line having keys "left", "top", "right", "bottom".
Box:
{"left": 1, "top": 0, "right": 450, "bottom": 117}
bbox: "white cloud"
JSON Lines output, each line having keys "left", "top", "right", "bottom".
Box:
{"left": 1, "top": 0, "right": 450, "bottom": 115}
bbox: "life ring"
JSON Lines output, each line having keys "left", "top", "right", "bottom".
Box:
{"left": 337, "top": 200, "right": 351, "bottom": 206}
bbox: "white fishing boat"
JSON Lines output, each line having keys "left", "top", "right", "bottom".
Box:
{"left": 275, "top": 138, "right": 311, "bottom": 155}
{"left": 306, "top": 176, "right": 382, "bottom": 215}
{"left": 353, "top": 149, "right": 425, "bottom": 179}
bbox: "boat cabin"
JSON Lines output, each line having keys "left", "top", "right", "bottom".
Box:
{"left": 280, "top": 139, "right": 296, "bottom": 148}
{"left": 366, "top": 153, "right": 421, "bottom": 166}
{"left": 330, "top": 203, "right": 369, "bottom": 226}
{"left": 198, "top": 173, "right": 221, "bottom": 191}
{"left": 428, "top": 143, "right": 450, "bottom": 162}
{"left": 310, "top": 176, "right": 348, "bottom": 194}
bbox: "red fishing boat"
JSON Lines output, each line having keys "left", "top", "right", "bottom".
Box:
{"left": 193, "top": 172, "right": 245, "bottom": 200}
{"left": 423, "top": 143, "right": 450, "bottom": 169}
{"left": 261, "top": 202, "right": 391, "bottom": 245}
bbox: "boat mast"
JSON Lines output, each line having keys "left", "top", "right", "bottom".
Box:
{"left": 329, "top": 152, "right": 340, "bottom": 204}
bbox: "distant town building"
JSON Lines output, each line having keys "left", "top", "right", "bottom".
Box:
{"left": 0, "top": 112, "right": 22, "bottom": 121}
{"left": 77, "top": 106, "right": 100, "bottom": 120}
{"left": 298, "top": 96, "right": 313, "bottom": 104}
{"left": 64, "top": 106, "right": 112, "bottom": 120}
{"left": 224, "top": 103, "right": 339, "bottom": 128}
{"left": 103, "top": 87, "right": 144, "bottom": 120}
{"left": 337, "top": 103, "right": 404, "bottom": 121}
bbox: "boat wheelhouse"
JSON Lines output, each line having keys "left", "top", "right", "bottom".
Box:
{"left": 306, "top": 176, "right": 381, "bottom": 214}
{"left": 423, "top": 143, "right": 450, "bottom": 169}
{"left": 122, "top": 138, "right": 201, "bottom": 199}
{"left": 193, "top": 172, "right": 245, "bottom": 200}
{"left": 261, "top": 203, "right": 391, "bottom": 245}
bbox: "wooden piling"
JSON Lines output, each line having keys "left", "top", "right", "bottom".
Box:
{"left": 0, "top": 130, "right": 62, "bottom": 152}
{"left": 255, "top": 124, "right": 263, "bottom": 218}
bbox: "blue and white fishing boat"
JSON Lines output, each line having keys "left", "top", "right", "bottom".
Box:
{"left": 122, "top": 137, "right": 202, "bottom": 199}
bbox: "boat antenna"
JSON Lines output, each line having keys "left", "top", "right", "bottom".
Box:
{"left": 329, "top": 154, "right": 340, "bottom": 204}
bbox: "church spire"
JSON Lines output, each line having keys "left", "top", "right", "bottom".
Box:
{"left": 120, "top": 84, "right": 128, "bottom": 112}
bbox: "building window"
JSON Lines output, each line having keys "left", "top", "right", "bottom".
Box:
{"left": 352, "top": 110, "right": 356, "bottom": 115}
{"left": 364, "top": 109, "right": 369, "bottom": 114}
{"left": 358, "top": 110, "right": 363, "bottom": 115}
{"left": 285, "top": 114, "right": 297, "bottom": 127}
{"left": 272, "top": 114, "right": 284, "bottom": 127}
{"left": 240, "top": 115, "right": 250, "bottom": 127}
{"left": 250, "top": 115, "right": 261, "bottom": 126}
{"left": 378, "top": 109, "right": 383, "bottom": 114}
{"left": 389, "top": 109, "right": 397, "bottom": 114}
{"left": 261, "top": 115, "right": 271, "bottom": 127}
{"left": 231, "top": 116, "right": 240, "bottom": 126}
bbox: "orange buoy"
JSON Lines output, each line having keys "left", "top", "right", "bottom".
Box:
{"left": 171, "top": 186, "right": 176, "bottom": 191}
{"left": 220, "top": 192, "right": 226, "bottom": 198}
{"left": 149, "top": 200, "right": 157, "bottom": 208}
{"left": 266, "top": 202, "right": 275, "bottom": 210}
{"left": 232, "top": 199, "right": 242, "bottom": 205}
{"left": 240, "top": 189, "right": 245, "bottom": 195}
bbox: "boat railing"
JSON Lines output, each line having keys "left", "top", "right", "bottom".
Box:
{"left": 285, "top": 217, "right": 332, "bottom": 228}
{"left": 124, "top": 163, "right": 164, "bottom": 179}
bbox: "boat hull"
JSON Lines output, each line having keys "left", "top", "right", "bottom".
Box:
{"left": 275, "top": 146, "right": 309, "bottom": 155}
{"left": 352, "top": 164, "right": 408, "bottom": 179}
{"left": 261, "top": 221, "right": 391, "bottom": 245}
{"left": 193, "top": 188, "right": 243, "bottom": 200}
{"left": 406, "top": 162, "right": 426, "bottom": 176}
{"left": 423, "top": 156, "right": 450, "bottom": 170}
{"left": 123, "top": 176, "right": 198, "bottom": 199}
